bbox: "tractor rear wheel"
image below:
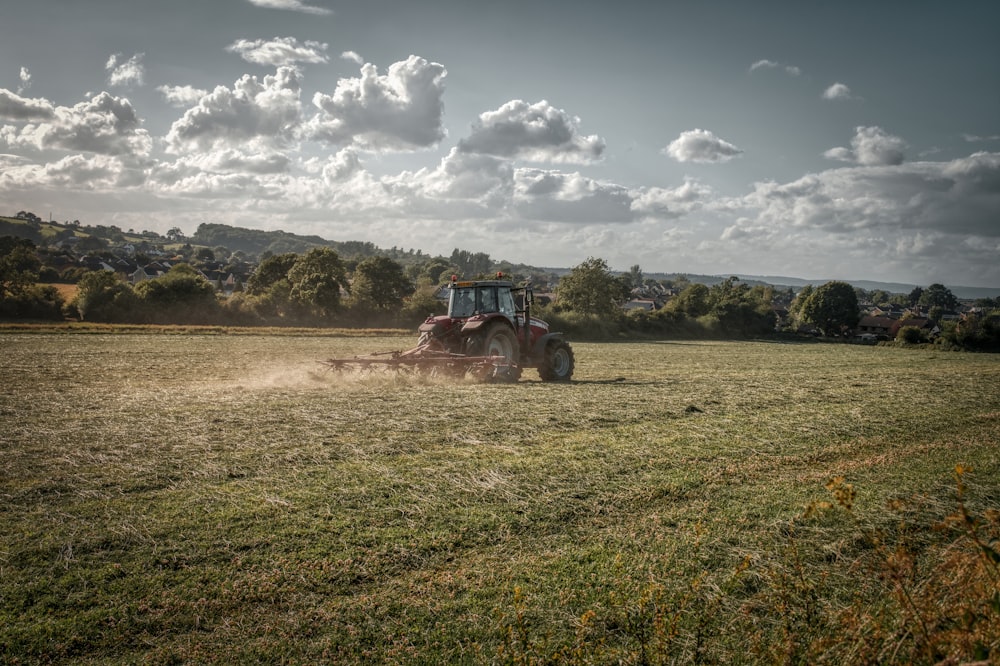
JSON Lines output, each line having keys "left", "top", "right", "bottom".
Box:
{"left": 473, "top": 321, "right": 521, "bottom": 382}
{"left": 538, "top": 339, "right": 574, "bottom": 381}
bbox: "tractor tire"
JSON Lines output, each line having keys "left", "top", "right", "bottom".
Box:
{"left": 473, "top": 321, "right": 522, "bottom": 382}
{"left": 538, "top": 339, "right": 574, "bottom": 382}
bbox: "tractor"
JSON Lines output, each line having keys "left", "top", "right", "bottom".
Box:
{"left": 322, "top": 274, "right": 574, "bottom": 382}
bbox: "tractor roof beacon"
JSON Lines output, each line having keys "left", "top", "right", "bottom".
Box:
{"left": 321, "top": 273, "right": 574, "bottom": 382}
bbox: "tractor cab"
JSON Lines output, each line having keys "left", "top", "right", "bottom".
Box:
{"left": 447, "top": 279, "right": 518, "bottom": 322}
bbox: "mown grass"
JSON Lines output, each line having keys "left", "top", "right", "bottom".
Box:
{"left": 1, "top": 335, "right": 998, "bottom": 664}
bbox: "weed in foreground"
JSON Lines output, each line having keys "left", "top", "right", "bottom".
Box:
{"left": 495, "top": 468, "right": 1000, "bottom": 665}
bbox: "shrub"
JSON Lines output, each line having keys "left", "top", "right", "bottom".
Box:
{"left": 897, "top": 325, "right": 926, "bottom": 344}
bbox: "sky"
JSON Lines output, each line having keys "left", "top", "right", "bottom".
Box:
{"left": 2, "top": 0, "right": 999, "bottom": 288}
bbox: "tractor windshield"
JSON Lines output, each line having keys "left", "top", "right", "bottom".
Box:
{"left": 449, "top": 285, "right": 516, "bottom": 319}
{"left": 449, "top": 287, "right": 477, "bottom": 318}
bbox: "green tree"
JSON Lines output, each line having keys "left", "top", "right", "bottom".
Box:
{"left": 0, "top": 237, "right": 40, "bottom": 300}
{"left": 133, "top": 264, "right": 220, "bottom": 323}
{"left": 868, "top": 289, "right": 891, "bottom": 306}
{"left": 421, "top": 258, "right": 454, "bottom": 285}
{"left": 557, "top": 257, "right": 629, "bottom": 317}
{"left": 705, "top": 277, "right": 776, "bottom": 336}
{"left": 625, "top": 264, "right": 643, "bottom": 290}
{"left": 788, "top": 284, "right": 814, "bottom": 326}
{"left": 287, "top": 247, "right": 348, "bottom": 321}
{"left": 449, "top": 249, "right": 492, "bottom": 277}
{"left": 75, "top": 235, "right": 108, "bottom": 253}
{"left": 669, "top": 283, "right": 711, "bottom": 317}
{"left": 799, "top": 281, "right": 860, "bottom": 336}
{"left": 245, "top": 253, "right": 298, "bottom": 296}
{"left": 350, "top": 256, "right": 413, "bottom": 312}
{"left": 919, "top": 283, "right": 959, "bottom": 311}
{"left": 73, "top": 270, "right": 136, "bottom": 322}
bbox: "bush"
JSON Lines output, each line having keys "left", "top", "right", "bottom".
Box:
{"left": 897, "top": 325, "right": 926, "bottom": 344}
{"left": 0, "top": 284, "right": 65, "bottom": 320}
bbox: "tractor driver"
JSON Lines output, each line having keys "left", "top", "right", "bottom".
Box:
{"left": 453, "top": 289, "right": 475, "bottom": 317}
{"left": 478, "top": 287, "right": 497, "bottom": 314}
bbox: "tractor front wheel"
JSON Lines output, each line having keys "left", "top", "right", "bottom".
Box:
{"left": 473, "top": 322, "right": 522, "bottom": 382}
{"left": 538, "top": 339, "right": 574, "bottom": 382}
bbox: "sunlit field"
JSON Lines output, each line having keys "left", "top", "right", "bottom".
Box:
{"left": 2, "top": 333, "right": 999, "bottom": 664}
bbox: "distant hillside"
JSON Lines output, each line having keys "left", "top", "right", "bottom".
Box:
{"left": 190, "top": 223, "right": 382, "bottom": 258}
{"left": 726, "top": 274, "right": 998, "bottom": 301}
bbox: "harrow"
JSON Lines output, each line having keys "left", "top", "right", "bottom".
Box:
{"left": 320, "top": 344, "right": 517, "bottom": 380}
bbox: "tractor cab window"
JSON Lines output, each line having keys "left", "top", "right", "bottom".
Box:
{"left": 498, "top": 288, "right": 516, "bottom": 317}
{"left": 449, "top": 287, "right": 476, "bottom": 318}
{"left": 477, "top": 287, "right": 498, "bottom": 314}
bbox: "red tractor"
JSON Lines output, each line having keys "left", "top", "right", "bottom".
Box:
{"left": 322, "top": 274, "right": 574, "bottom": 382}
{"left": 416, "top": 275, "right": 574, "bottom": 382}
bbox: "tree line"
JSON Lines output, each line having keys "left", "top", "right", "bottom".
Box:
{"left": 3, "top": 233, "right": 999, "bottom": 350}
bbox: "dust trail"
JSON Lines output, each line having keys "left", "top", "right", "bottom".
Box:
{"left": 234, "top": 362, "right": 477, "bottom": 391}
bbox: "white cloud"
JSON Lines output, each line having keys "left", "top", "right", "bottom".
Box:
{"left": 157, "top": 85, "right": 210, "bottom": 108}
{"left": 822, "top": 82, "right": 853, "bottom": 100}
{"left": 728, "top": 153, "right": 1000, "bottom": 244}
{"left": 341, "top": 51, "right": 364, "bottom": 65}
{"left": 963, "top": 133, "right": 1000, "bottom": 142}
{"left": 664, "top": 129, "right": 743, "bottom": 163}
{"left": 106, "top": 53, "right": 145, "bottom": 88}
{"left": 749, "top": 59, "right": 801, "bottom": 76}
{"left": 17, "top": 67, "right": 31, "bottom": 95}
{"left": 165, "top": 66, "right": 303, "bottom": 153}
{"left": 0, "top": 153, "right": 141, "bottom": 191}
{"left": 1, "top": 91, "right": 151, "bottom": 157}
{"left": 0, "top": 88, "right": 55, "bottom": 121}
{"left": 305, "top": 55, "right": 447, "bottom": 151}
{"left": 630, "top": 178, "right": 711, "bottom": 218}
{"left": 721, "top": 152, "right": 1000, "bottom": 282}
{"left": 824, "top": 126, "right": 906, "bottom": 166}
{"left": 244, "top": 0, "right": 332, "bottom": 15}
{"left": 512, "top": 168, "right": 633, "bottom": 223}
{"left": 226, "top": 37, "right": 329, "bottom": 67}
{"left": 457, "top": 99, "right": 605, "bottom": 164}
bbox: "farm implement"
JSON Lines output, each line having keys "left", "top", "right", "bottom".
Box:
{"left": 321, "top": 275, "right": 575, "bottom": 382}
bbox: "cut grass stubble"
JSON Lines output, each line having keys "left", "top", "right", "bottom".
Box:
{"left": 1, "top": 334, "right": 999, "bottom": 663}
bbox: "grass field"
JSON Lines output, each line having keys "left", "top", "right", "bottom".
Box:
{"left": 2, "top": 333, "right": 999, "bottom": 664}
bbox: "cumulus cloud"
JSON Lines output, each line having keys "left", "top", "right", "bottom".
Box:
{"left": 244, "top": 0, "right": 332, "bottom": 15}
{"left": 749, "top": 59, "right": 801, "bottom": 76}
{"left": 0, "top": 88, "right": 55, "bottom": 121}
{"left": 0, "top": 153, "right": 142, "bottom": 191}
{"left": 630, "top": 178, "right": 712, "bottom": 218}
{"left": 731, "top": 152, "right": 1000, "bottom": 242}
{"left": 512, "top": 168, "right": 633, "bottom": 223}
{"left": 716, "top": 151, "right": 1000, "bottom": 283}
{"left": 106, "top": 53, "right": 145, "bottom": 87}
{"left": 17, "top": 67, "right": 31, "bottom": 95}
{"left": 305, "top": 55, "right": 447, "bottom": 151}
{"left": 664, "top": 129, "right": 743, "bottom": 163}
{"left": 822, "top": 82, "right": 854, "bottom": 100}
{"left": 157, "top": 85, "right": 210, "bottom": 108}
{"left": 1, "top": 91, "right": 151, "bottom": 157}
{"left": 457, "top": 99, "right": 605, "bottom": 164}
{"left": 226, "top": 37, "right": 329, "bottom": 67}
{"left": 409, "top": 148, "right": 513, "bottom": 202}
{"left": 824, "top": 126, "right": 906, "bottom": 166}
{"left": 176, "top": 145, "right": 292, "bottom": 176}
{"left": 341, "top": 51, "right": 364, "bottom": 65}
{"left": 165, "top": 66, "right": 303, "bottom": 153}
